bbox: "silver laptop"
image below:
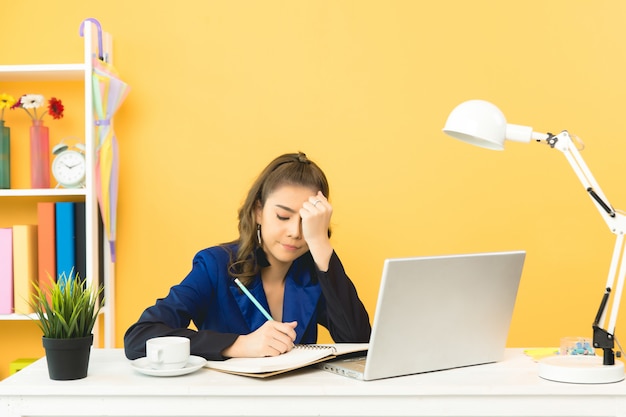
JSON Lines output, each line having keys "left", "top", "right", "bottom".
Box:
{"left": 319, "top": 250, "right": 525, "bottom": 380}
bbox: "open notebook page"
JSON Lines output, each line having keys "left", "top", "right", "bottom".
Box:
{"left": 204, "top": 343, "right": 368, "bottom": 375}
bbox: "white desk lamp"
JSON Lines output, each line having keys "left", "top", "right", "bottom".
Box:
{"left": 443, "top": 99, "right": 626, "bottom": 384}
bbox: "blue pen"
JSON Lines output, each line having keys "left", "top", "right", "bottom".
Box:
{"left": 234, "top": 278, "right": 274, "bottom": 321}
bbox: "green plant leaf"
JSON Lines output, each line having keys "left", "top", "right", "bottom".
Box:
{"left": 27, "top": 271, "right": 104, "bottom": 339}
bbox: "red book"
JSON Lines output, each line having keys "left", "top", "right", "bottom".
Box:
{"left": 37, "top": 202, "right": 57, "bottom": 302}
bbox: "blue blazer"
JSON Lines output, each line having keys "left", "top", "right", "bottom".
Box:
{"left": 124, "top": 244, "right": 371, "bottom": 360}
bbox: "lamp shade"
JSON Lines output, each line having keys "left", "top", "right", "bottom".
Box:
{"left": 443, "top": 100, "right": 507, "bottom": 150}
{"left": 443, "top": 100, "right": 539, "bottom": 150}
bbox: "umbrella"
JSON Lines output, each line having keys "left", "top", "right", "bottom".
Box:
{"left": 80, "top": 18, "right": 130, "bottom": 262}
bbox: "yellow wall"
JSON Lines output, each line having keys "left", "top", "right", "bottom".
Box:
{"left": 2, "top": 1, "right": 626, "bottom": 379}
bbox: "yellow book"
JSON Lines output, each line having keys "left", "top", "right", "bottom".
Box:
{"left": 12, "top": 225, "right": 38, "bottom": 315}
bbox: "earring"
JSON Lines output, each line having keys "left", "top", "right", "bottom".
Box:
{"left": 257, "top": 224, "right": 262, "bottom": 245}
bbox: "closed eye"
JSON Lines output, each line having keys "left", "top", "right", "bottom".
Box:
{"left": 275, "top": 204, "right": 296, "bottom": 221}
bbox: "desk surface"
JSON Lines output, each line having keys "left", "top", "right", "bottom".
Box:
{"left": 1, "top": 348, "right": 626, "bottom": 417}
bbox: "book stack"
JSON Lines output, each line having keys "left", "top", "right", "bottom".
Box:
{"left": 0, "top": 201, "right": 86, "bottom": 315}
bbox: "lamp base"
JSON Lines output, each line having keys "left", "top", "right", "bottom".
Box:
{"left": 539, "top": 355, "right": 625, "bottom": 384}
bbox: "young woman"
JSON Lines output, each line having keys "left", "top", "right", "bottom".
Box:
{"left": 124, "top": 152, "right": 371, "bottom": 361}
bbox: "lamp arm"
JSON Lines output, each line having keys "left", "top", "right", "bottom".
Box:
{"left": 545, "top": 132, "right": 615, "bottom": 222}
{"left": 592, "top": 233, "right": 626, "bottom": 365}
{"left": 542, "top": 130, "right": 626, "bottom": 364}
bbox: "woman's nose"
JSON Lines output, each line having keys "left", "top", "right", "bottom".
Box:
{"left": 287, "top": 218, "right": 302, "bottom": 239}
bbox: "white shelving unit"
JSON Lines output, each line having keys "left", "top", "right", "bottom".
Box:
{"left": 0, "top": 21, "right": 115, "bottom": 347}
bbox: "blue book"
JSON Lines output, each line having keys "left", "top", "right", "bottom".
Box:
{"left": 55, "top": 202, "right": 76, "bottom": 282}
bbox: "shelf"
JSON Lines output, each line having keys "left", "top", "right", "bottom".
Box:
{"left": 0, "top": 64, "right": 86, "bottom": 82}
{"left": 0, "top": 309, "right": 106, "bottom": 322}
{"left": 0, "top": 188, "right": 86, "bottom": 198}
{"left": 0, "top": 313, "right": 38, "bottom": 321}
{"left": 0, "top": 21, "right": 116, "bottom": 348}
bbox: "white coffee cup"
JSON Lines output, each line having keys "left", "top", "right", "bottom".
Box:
{"left": 146, "top": 336, "right": 190, "bottom": 370}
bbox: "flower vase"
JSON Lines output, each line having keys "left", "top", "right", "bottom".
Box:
{"left": 0, "top": 120, "right": 10, "bottom": 189}
{"left": 30, "top": 120, "right": 50, "bottom": 189}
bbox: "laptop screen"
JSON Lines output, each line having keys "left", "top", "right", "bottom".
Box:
{"left": 361, "top": 250, "right": 525, "bottom": 380}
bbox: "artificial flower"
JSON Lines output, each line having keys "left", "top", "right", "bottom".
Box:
{"left": 0, "top": 93, "right": 16, "bottom": 122}
{"left": 12, "top": 94, "right": 65, "bottom": 121}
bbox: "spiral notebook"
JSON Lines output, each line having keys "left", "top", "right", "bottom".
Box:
{"left": 204, "top": 343, "right": 368, "bottom": 378}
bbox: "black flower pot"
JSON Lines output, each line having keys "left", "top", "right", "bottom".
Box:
{"left": 42, "top": 334, "right": 94, "bottom": 380}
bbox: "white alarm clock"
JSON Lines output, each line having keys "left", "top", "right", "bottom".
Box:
{"left": 51, "top": 141, "right": 86, "bottom": 188}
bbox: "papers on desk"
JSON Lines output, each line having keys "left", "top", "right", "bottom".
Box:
{"left": 204, "top": 343, "right": 368, "bottom": 378}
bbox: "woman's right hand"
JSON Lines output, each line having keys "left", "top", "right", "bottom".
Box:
{"left": 221, "top": 321, "right": 298, "bottom": 358}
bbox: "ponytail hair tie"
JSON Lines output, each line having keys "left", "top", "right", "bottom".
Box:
{"left": 297, "top": 152, "right": 309, "bottom": 163}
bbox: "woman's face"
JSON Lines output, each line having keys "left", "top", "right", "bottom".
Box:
{"left": 255, "top": 184, "right": 318, "bottom": 267}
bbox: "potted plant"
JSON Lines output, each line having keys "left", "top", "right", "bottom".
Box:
{"left": 29, "top": 271, "right": 104, "bottom": 380}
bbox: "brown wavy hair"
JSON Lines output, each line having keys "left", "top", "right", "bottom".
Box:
{"left": 224, "top": 152, "right": 330, "bottom": 284}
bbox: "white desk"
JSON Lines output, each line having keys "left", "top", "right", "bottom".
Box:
{"left": 1, "top": 349, "right": 625, "bottom": 417}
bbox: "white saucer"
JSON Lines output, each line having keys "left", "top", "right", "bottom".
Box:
{"left": 130, "top": 355, "right": 207, "bottom": 377}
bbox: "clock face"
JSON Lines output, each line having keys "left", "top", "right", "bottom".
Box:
{"left": 52, "top": 150, "right": 86, "bottom": 187}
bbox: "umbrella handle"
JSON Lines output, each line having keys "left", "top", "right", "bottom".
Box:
{"left": 79, "top": 18, "right": 104, "bottom": 61}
